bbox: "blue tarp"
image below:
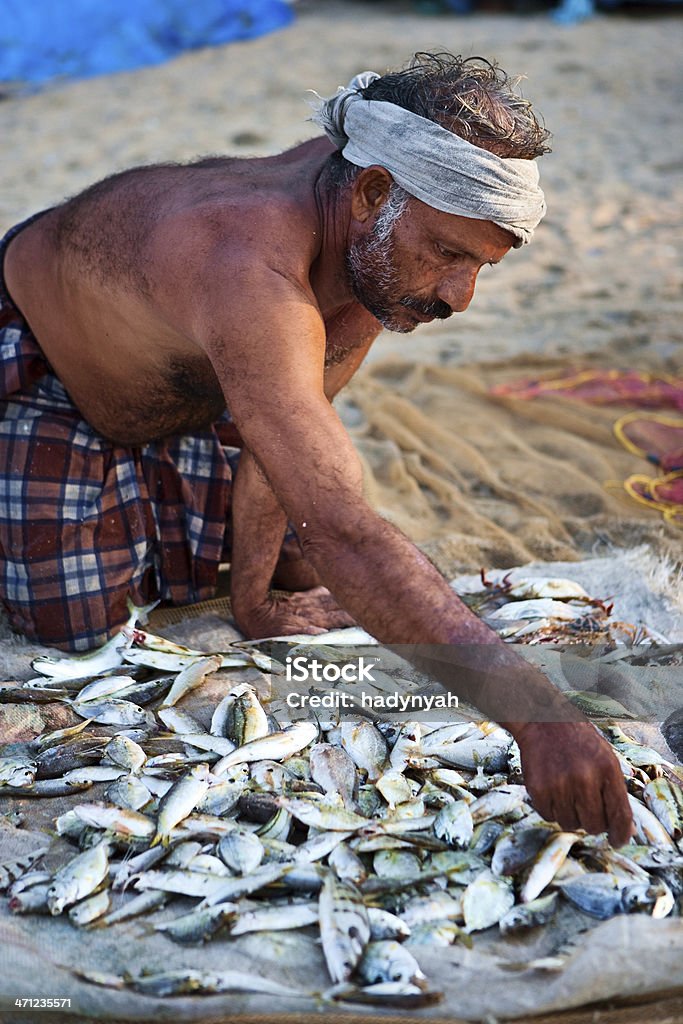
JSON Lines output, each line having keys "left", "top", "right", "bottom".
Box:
{"left": 0, "top": 0, "right": 293, "bottom": 85}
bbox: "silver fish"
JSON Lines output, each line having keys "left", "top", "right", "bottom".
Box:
{"left": 521, "top": 832, "right": 581, "bottom": 903}
{"left": 70, "top": 698, "right": 152, "bottom": 728}
{"left": 218, "top": 830, "right": 264, "bottom": 874}
{"left": 30, "top": 599, "right": 150, "bottom": 679}
{"left": 160, "top": 655, "right": 223, "bottom": 708}
{"left": 357, "top": 941, "right": 426, "bottom": 988}
{"left": 557, "top": 874, "right": 624, "bottom": 919}
{"left": 310, "top": 743, "right": 358, "bottom": 808}
{"left": 340, "top": 720, "right": 388, "bottom": 782}
{"left": 153, "top": 763, "right": 212, "bottom": 845}
{"left": 47, "top": 840, "right": 110, "bottom": 915}
{"left": 213, "top": 721, "right": 318, "bottom": 774}
{"left": 319, "top": 873, "right": 370, "bottom": 984}
{"left": 75, "top": 674, "right": 138, "bottom": 704}
{"left": 230, "top": 901, "right": 319, "bottom": 935}
{"left": 101, "top": 890, "right": 167, "bottom": 925}
{"left": 224, "top": 684, "right": 269, "bottom": 746}
{"left": 367, "top": 907, "right": 411, "bottom": 941}
{"left": 68, "top": 889, "right": 111, "bottom": 926}
{"left": 463, "top": 869, "right": 514, "bottom": 932}
{"left": 499, "top": 893, "right": 559, "bottom": 935}
{"left": 103, "top": 734, "right": 147, "bottom": 772}
{"left": 433, "top": 800, "right": 474, "bottom": 849}
{"left": 155, "top": 902, "right": 237, "bottom": 944}
{"left": 105, "top": 775, "right": 154, "bottom": 813}
{"left": 158, "top": 706, "right": 205, "bottom": 734}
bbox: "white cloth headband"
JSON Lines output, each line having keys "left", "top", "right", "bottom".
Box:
{"left": 312, "top": 71, "right": 546, "bottom": 246}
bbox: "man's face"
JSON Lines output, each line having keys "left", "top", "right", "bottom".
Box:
{"left": 346, "top": 194, "right": 514, "bottom": 334}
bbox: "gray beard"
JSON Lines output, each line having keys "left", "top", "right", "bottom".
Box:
{"left": 345, "top": 230, "right": 416, "bottom": 334}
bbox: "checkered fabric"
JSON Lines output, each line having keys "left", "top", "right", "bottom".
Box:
{"left": 0, "top": 214, "right": 239, "bottom": 651}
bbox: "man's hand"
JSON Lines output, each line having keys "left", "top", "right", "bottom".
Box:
{"left": 515, "top": 721, "right": 634, "bottom": 847}
{"left": 235, "top": 586, "right": 355, "bottom": 639}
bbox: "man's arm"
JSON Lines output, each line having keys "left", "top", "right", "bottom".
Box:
{"left": 198, "top": 266, "right": 633, "bottom": 845}
{"left": 229, "top": 336, "right": 375, "bottom": 636}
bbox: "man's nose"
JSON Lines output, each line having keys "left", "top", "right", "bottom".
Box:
{"left": 436, "top": 266, "right": 480, "bottom": 313}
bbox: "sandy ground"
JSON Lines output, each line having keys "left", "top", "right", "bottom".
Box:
{"left": 0, "top": 0, "right": 682, "bottom": 657}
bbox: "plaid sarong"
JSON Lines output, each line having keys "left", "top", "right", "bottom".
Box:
{"left": 0, "top": 213, "right": 242, "bottom": 651}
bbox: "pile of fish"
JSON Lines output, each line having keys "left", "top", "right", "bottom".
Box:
{"left": 0, "top": 583, "right": 681, "bottom": 1008}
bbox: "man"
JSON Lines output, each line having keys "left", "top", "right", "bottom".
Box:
{"left": 0, "top": 53, "right": 633, "bottom": 843}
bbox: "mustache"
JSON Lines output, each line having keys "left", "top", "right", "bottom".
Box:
{"left": 399, "top": 295, "right": 453, "bottom": 320}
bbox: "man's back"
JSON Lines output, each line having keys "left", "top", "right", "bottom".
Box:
{"left": 3, "top": 138, "right": 335, "bottom": 444}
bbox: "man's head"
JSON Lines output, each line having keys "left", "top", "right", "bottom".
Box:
{"left": 316, "top": 53, "right": 550, "bottom": 332}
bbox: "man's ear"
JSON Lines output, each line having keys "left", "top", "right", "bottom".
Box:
{"left": 350, "top": 166, "right": 395, "bottom": 223}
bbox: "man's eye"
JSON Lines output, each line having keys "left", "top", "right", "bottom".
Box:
{"left": 437, "top": 244, "right": 460, "bottom": 260}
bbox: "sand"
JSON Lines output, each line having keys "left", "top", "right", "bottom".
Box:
{"left": 0, "top": 0, "right": 682, "bottom": 656}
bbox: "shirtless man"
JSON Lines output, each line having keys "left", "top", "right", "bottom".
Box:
{"left": 0, "top": 53, "right": 633, "bottom": 843}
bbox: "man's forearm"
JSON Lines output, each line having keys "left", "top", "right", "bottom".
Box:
{"left": 300, "top": 506, "right": 584, "bottom": 738}
{"left": 229, "top": 448, "right": 288, "bottom": 621}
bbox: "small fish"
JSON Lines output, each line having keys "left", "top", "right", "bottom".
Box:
{"left": 376, "top": 770, "right": 415, "bottom": 810}
{"left": 499, "top": 893, "right": 559, "bottom": 935}
{"left": 505, "top": 577, "right": 590, "bottom": 601}
{"left": 340, "top": 720, "right": 388, "bottom": 782}
{"left": 135, "top": 869, "right": 233, "bottom": 899}
{"left": 218, "top": 830, "right": 264, "bottom": 874}
{"left": 310, "top": 743, "right": 359, "bottom": 808}
{"left": 75, "top": 674, "right": 139, "bottom": 704}
{"left": 279, "top": 797, "right": 371, "bottom": 833}
{"left": 491, "top": 825, "right": 556, "bottom": 877}
{"left": 224, "top": 683, "right": 269, "bottom": 746}
{"left": 47, "top": 840, "right": 110, "bottom": 915}
{"left": 628, "top": 794, "right": 676, "bottom": 848}
{"left": 199, "top": 862, "right": 293, "bottom": 907}
{"left": 30, "top": 598, "right": 151, "bottom": 679}
{"left": 463, "top": 869, "right": 515, "bottom": 932}
{"left": 213, "top": 721, "right": 318, "bottom": 774}
{"left": 433, "top": 800, "right": 474, "bottom": 849}
{"left": 127, "top": 968, "right": 308, "bottom": 998}
{"left": 319, "top": 873, "right": 370, "bottom": 984}
{"left": 0, "top": 754, "right": 37, "bottom": 789}
{"left": 196, "top": 777, "right": 247, "bottom": 817}
{"left": 68, "top": 889, "right": 111, "bottom": 927}
{"left": 160, "top": 656, "right": 223, "bottom": 708}
{"left": 401, "top": 892, "right": 464, "bottom": 927}
{"left": 469, "top": 784, "right": 528, "bottom": 824}
{"left": 70, "top": 698, "right": 152, "bottom": 728}
{"left": 367, "top": 907, "right": 411, "bottom": 941}
{"left": 101, "top": 890, "right": 168, "bottom": 925}
{"left": 557, "top": 874, "right": 624, "bottom": 919}
{"left": 357, "top": 941, "right": 427, "bottom": 988}
{"left": 642, "top": 779, "right": 683, "bottom": 840}
{"left": 404, "top": 921, "right": 466, "bottom": 947}
{"left": 521, "top": 832, "right": 580, "bottom": 903}
{"left": 8, "top": 883, "right": 51, "bottom": 915}
{"left": 72, "top": 804, "right": 155, "bottom": 840}
{"left": 155, "top": 902, "right": 237, "bottom": 944}
{"left": 153, "top": 763, "right": 212, "bottom": 845}
{"left": 230, "top": 901, "right": 319, "bottom": 936}
{"left": 158, "top": 706, "right": 205, "bottom": 734}
{"left": 105, "top": 775, "right": 154, "bottom": 813}
{"left": 32, "top": 718, "right": 92, "bottom": 751}
{"left": 328, "top": 843, "right": 367, "bottom": 885}
{"left": 103, "top": 734, "right": 147, "bottom": 773}
{"left": 373, "top": 849, "right": 422, "bottom": 880}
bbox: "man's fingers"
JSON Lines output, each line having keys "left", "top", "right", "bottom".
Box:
{"left": 602, "top": 778, "right": 635, "bottom": 848}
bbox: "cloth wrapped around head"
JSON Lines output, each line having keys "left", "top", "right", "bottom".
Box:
{"left": 311, "top": 71, "right": 546, "bottom": 247}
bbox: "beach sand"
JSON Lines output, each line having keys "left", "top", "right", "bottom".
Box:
{"left": 0, "top": 0, "right": 681, "bottom": 649}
